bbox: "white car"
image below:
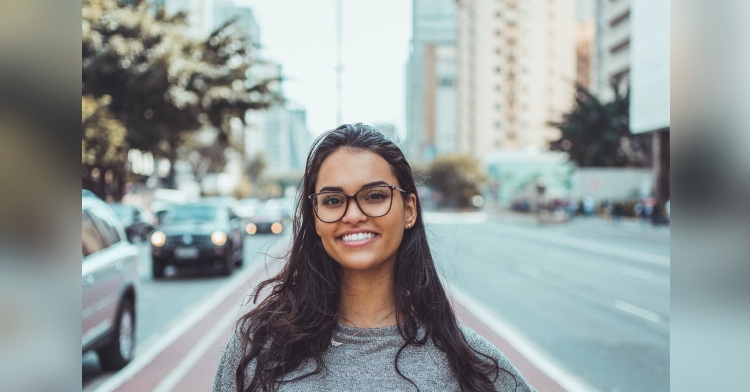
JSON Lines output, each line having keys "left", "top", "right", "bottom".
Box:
{"left": 82, "top": 194, "right": 139, "bottom": 370}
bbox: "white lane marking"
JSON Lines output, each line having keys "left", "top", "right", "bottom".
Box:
{"left": 504, "top": 227, "right": 670, "bottom": 266}
{"left": 618, "top": 267, "right": 656, "bottom": 281}
{"left": 448, "top": 284, "right": 600, "bottom": 392}
{"left": 91, "top": 260, "right": 266, "bottom": 392}
{"left": 152, "top": 303, "right": 239, "bottom": 392}
{"left": 614, "top": 300, "right": 664, "bottom": 324}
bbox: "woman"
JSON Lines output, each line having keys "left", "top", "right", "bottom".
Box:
{"left": 214, "top": 123, "right": 535, "bottom": 391}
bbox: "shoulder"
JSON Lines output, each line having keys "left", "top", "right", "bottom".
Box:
{"left": 459, "top": 324, "right": 503, "bottom": 359}
{"left": 213, "top": 322, "right": 252, "bottom": 392}
{"left": 458, "top": 324, "right": 537, "bottom": 392}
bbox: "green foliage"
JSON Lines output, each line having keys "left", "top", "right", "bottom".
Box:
{"left": 549, "top": 83, "right": 652, "bottom": 167}
{"left": 82, "top": 0, "right": 282, "bottom": 169}
{"left": 426, "top": 155, "right": 486, "bottom": 208}
{"left": 244, "top": 152, "right": 267, "bottom": 183}
{"left": 82, "top": 95, "right": 128, "bottom": 167}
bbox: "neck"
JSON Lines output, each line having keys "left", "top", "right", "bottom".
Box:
{"left": 339, "top": 268, "right": 397, "bottom": 328}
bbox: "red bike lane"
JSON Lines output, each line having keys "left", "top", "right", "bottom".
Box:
{"left": 94, "top": 269, "right": 573, "bottom": 392}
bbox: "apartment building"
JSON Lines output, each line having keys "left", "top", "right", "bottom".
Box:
{"left": 456, "top": 0, "right": 576, "bottom": 159}
{"left": 592, "top": 0, "right": 631, "bottom": 101}
{"left": 405, "top": 0, "right": 458, "bottom": 163}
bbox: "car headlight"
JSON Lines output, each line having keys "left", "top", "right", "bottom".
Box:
{"left": 271, "top": 222, "right": 283, "bottom": 234}
{"left": 246, "top": 223, "right": 257, "bottom": 235}
{"left": 211, "top": 230, "right": 228, "bottom": 246}
{"left": 151, "top": 231, "right": 167, "bottom": 247}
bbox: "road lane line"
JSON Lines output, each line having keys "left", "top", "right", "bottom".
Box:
{"left": 91, "top": 261, "right": 266, "bottom": 392}
{"left": 151, "top": 303, "right": 239, "bottom": 392}
{"left": 614, "top": 300, "right": 664, "bottom": 324}
{"left": 449, "top": 284, "right": 600, "bottom": 392}
{"left": 507, "top": 227, "right": 670, "bottom": 266}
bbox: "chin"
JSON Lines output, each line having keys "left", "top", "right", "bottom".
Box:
{"left": 333, "top": 253, "right": 386, "bottom": 270}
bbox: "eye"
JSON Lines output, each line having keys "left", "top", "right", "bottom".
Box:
{"left": 322, "top": 194, "right": 345, "bottom": 206}
{"left": 363, "top": 189, "right": 389, "bottom": 202}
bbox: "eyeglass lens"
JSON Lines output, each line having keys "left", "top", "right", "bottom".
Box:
{"left": 312, "top": 186, "right": 394, "bottom": 222}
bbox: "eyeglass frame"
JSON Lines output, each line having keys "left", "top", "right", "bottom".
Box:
{"left": 307, "top": 184, "right": 408, "bottom": 223}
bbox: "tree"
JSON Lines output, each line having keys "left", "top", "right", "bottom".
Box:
{"left": 426, "top": 155, "right": 486, "bottom": 208}
{"left": 549, "top": 83, "right": 651, "bottom": 167}
{"left": 82, "top": 95, "right": 129, "bottom": 199}
{"left": 244, "top": 152, "right": 267, "bottom": 185}
{"left": 82, "top": 0, "right": 282, "bottom": 187}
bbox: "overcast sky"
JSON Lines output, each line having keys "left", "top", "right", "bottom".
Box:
{"left": 239, "top": 0, "right": 593, "bottom": 137}
{"left": 238, "top": 0, "right": 412, "bottom": 137}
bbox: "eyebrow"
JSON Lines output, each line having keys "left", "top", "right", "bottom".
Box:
{"left": 318, "top": 180, "right": 389, "bottom": 193}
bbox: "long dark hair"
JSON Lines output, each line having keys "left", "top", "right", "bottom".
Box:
{"left": 235, "top": 123, "right": 513, "bottom": 391}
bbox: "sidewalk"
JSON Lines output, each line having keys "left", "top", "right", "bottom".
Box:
{"left": 91, "top": 265, "right": 577, "bottom": 392}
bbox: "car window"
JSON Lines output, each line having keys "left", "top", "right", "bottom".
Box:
{"left": 82, "top": 211, "right": 106, "bottom": 258}
{"left": 165, "top": 205, "right": 221, "bottom": 223}
{"left": 88, "top": 207, "right": 121, "bottom": 248}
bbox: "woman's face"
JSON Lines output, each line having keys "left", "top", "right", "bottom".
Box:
{"left": 313, "top": 148, "right": 416, "bottom": 274}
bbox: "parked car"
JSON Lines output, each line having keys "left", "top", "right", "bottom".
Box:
{"left": 82, "top": 195, "right": 139, "bottom": 371}
{"left": 108, "top": 203, "right": 155, "bottom": 242}
{"left": 150, "top": 201, "right": 244, "bottom": 278}
{"left": 244, "top": 201, "right": 286, "bottom": 235}
{"left": 236, "top": 197, "right": 262, "bottom": 219}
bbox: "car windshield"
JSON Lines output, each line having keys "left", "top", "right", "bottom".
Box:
{"left": 166, "top": 205, "right": 221, "bottom": 223}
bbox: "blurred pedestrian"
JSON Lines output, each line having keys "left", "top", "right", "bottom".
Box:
{"left": 634, "top": 202, "right": 645, "bottom": 225}
{"left": 582, "top": 195, "right": 595, "bottom": 218}
{"left": 213, "top": 124, "right": 534, "bottom": 391}
{"left": 611, "top": 202, "right": 623, "bottom": 224}
{"left": 567, "top": 199, "right": 579, "bottom": 221}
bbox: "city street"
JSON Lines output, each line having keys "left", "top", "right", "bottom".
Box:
{"left": 430, "top": 211, "right": 670, "bottom": 392}
{"left": 83, "top": 212, "right": 669, "bottom": 392}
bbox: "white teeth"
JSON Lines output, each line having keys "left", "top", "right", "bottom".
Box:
{"left": 341, "top": 232, "right": 375, "bottom": 242}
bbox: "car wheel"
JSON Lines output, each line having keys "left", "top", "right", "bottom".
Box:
{"left": 236, "top": 243, "right": 244, "bottom": 266}
{"left": 152, "top": 259, "right": 165, "bottom": 279}
{"left": 98, "top": 299, "right": 135, "bottom": 371}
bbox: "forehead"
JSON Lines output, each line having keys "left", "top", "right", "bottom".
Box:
{"left": 315, "top": 148, "right": 397, "bottom": 192}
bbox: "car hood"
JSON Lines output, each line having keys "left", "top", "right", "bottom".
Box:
{"left": 158, "top": 221, "right": 227, "bottom": 235}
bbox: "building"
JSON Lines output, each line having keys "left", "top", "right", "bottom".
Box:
{"left": 456, "top": 0, "right": 576, "bottom": 159}
{"left": 592, "top": 0, "right": 631, "bottom": 101}
{"left": 405, "top": 0, "right": 458, "bottom": 163}
{"left": 245, "top": 103, "right": 313, "bottom": 177}
{"left": 164, "top": 0, "right": 260, "bottom": 42}
{"left": 629, "top": 0, "right": 669, "bottom": 202}
{"left": 576, "top": 19, "right": 594, "bottom": 90}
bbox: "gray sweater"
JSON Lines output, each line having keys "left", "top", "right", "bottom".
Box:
{"left": 213, "top": 322, "right": 536, "bottom": 391}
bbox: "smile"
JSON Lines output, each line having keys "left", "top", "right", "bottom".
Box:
{"left": 340, "top": 232, "right": 378, "bottom": 243}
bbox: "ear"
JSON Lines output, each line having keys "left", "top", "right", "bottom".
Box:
{"left": 404, "top": 193, "right": 417, "bottom": 228}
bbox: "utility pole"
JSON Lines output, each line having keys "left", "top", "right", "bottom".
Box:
{"left": 336, "top": 0, "right": 343, "bottom": 125}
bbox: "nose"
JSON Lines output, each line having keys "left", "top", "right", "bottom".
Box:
{"left": 340, "top": 197, "right": 367, "bottom": 224}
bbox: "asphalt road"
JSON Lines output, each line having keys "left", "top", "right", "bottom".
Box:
{"left": 428, "top": 212, "right": 670, "bottom": 392}
{"left": 83, "top": 212, "right": 669, "bottom": 392}
{"left": 83, "top": 232, "right": 291, "bottom": 392}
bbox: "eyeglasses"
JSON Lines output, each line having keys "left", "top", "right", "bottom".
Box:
{"left": 308, "top": 185, "right": 407, "bottom": 223}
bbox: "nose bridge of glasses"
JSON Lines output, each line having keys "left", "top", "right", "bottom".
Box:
{"left": 344, "top": 192, "right": 368, "bottom": 218}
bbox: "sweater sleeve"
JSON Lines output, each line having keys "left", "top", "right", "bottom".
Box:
{"left": 460, "top": 325, "right": 537, "bottom": 392}
{"left": 213, "top": 326, "right": 244, "bottom": 392}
